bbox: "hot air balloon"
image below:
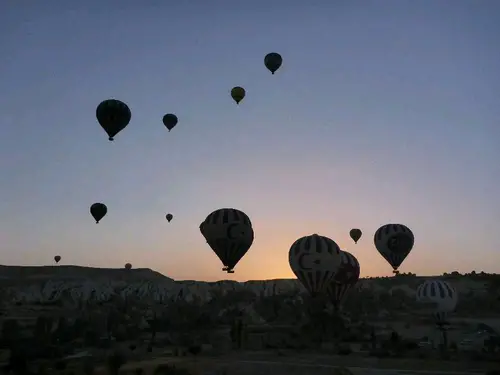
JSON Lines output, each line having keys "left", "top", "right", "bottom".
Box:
{"left": 199, "top": 208, "right": 254, "bottom": 273}
{"left": 125, "top": 263, "right": 132, "bottom": 270}
{"left": 264, "top": 52, "right": 282, "bottom": 74}
{"left": 327, "top": 251, "right": 360, "bottom": 311}
{"left": 374, "top": 224, "right": 414, "bottom": 275}
{"left": 416, "top": 279, "right": 458, "bottom": 348}
{"left": 288, "top": 234, "right": 342, "bottom": 296}
{"left": 96, "top": 99, "right": 131, "bottom": 141}
{"left": 166, "top": 213, "right": 173, "bottom": 222}
{"left": 349, "top": 228, "right": 362, "bottom": 244}
{"left": 162, "top": 114, "right": 178, "bottom": 132}
{"left": 90, "top": 203, "right": 107, "bottom": 223}
{"left": 230, "top": 86, "right": 245, "bottom": 104}
{"left": 54, "top": 255, "right": 61, "bottom": 264}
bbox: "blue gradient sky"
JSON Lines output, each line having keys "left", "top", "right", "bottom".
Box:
{"left": 1, "top": 1, "right": 499, "bottom": 282}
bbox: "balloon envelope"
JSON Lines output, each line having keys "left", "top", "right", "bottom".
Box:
{"left": 288, "top": 234, "right": 342, "bottom": 296}
{"left": 416, "top": 279, "right": 458, "bottom": 324}
{"left": 230, "top": 87, "right": 246, "bottom": 104}
{"left": 349, "top": 228, "right": 362, "bottom": 243}
{"left": 264, "top": 52, "right": 283, "bottom": 74}
{"left": 327, "top": 251, "right": 360, "bottom": 309}
{"left": 125, "top": 263, "right": 132, "bottom": 270}
{"left": 200, "top": 208, "right": 253, "bottom": 272}
{"left": 374, "top": 224, "right": 414, "bottom": 272}
{"left": 54, "top": 255, "right": 61, "bottom": 263}
{"left": 162, "top": 114, "right": 178, "bottom": 131}
{"left": 90, "top": 203, "right": 107, "bottom": 223}
{"left": 166, "top": 213, "right": 173, "bottom": 222}
{"left": 96, "top": 99, "right": 131, "bottom": 141}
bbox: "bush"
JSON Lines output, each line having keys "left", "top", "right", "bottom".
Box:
{"left": 107, "top": 351, "right": 127, "bottom": 375}
{"left": 82, "top": 358, "right": 95, "bottom": 375}
{"left": 369, "top": 348, "right": 390, "bottom": 358}
{"left": 337, "top": 346, "right": 352, "bottom": 355}
{"left": 154, "top": 364, "right": 193, "bottom": 375}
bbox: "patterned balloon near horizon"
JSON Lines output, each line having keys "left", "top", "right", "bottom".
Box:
{"left": 327, "top": 250, "right": 360, "bottom": 310}
{"left": 54, "top": 255, "right": 61, "bottom": 264}
{"left": 125, "top": 263, "right": 132, "bottom": 270}
{"left": 200, "top": 208, "right": 254, "bottom": 273}
{"left": 416, "top": 279, "right": 458, "bottom": 325}
{"left": 288, "top": 234, "right": 342, "bottom": 296}
{"left": 374, "top": 224, "right": 414, "bottom": 274}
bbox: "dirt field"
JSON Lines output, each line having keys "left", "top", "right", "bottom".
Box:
{"left": 92, "top": 351, "right": 495, "bottom": 375}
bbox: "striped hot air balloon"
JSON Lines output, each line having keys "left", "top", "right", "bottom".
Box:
{"left": 327, "top": 250, "right": 360, "bottom": 311}
{"left": 416, "top": 279, "right": 458, "bottom": 326}
{"left": 200, "top": 208, "right": 253, "bottom": 273}
{"left": 288, "top": 234, "right": 342, "bottom": 296}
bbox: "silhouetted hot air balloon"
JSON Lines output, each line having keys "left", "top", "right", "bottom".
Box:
{"left": 374, "top": 224, "right": 414, "bottom": 275}
{"left": 162, "top": 114, "right": 178, "bottom": 132}
{"left": 96, "top": 99, "right": 131, "bottom": 141}
{"left": 416, "top": 279, "right": 458, "bottom": 347}
{"left": 166, "top": 213, "right": 173, "bottom": 222}
{"left": 199, "top": 208, "right": 254, "bottom": 273}
{"left": 230, "top": 87, "right": 245, "bottom": 104}
{"left": 54, "top": 255, "right": 61, "bottom": 264}
{"left": 264, "top": 52, "right": 282, "bottom": 74}
{"left": 349, "top": 228, "right": 362, "bottom": 244}
{"left": 125, "top": 263, "right": 132, "bottom": 270}
{"left": 327, "top": 250, "right": 360, "bottom": 311}
{"left": 288, "top": 234, "right": 342, "bottom": 296}
{"left": 90, "top": 203, "right": 107, "bottom": 224}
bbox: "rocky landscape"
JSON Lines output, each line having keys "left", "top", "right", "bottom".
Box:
{"left": 0, "top": 265, "right": 499, "bottom": 375}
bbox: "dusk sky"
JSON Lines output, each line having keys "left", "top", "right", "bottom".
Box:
{"left": 1, "top": 1, "right": 499, "bottom": 282}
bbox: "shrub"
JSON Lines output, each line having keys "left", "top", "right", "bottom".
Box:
{"left": 337, "top": 346, "right": 352, "bottom": 355}
{"left": 154, "top": 364, "right": 193, "bottom": 375}
{"left": 54, "top": 360, "right": 67, "bottom": 371}
{"left": 106, "top": 351, "right": 127, "bottom": 375}
{"left": 82, "top": 358, "right": 95, "bottom": 375}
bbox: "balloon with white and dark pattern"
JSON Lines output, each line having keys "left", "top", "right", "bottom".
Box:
{"left": 199, "top": 208, "right": 253, "bottom": 273}
{"left": 288, "top": 234, "right": 342, "bottom": 296}
{"left": 416, "top": 279, "right": 458, "bottom": 324}
{"left": 327, "top": 250, "right": 360, "bottom": 309}
{"left": 374, "top": 224, "right": 414, "bottom": 272}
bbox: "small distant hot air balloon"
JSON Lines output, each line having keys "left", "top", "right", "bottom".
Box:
{"left": 349, "top": 228, "right": 362, "bottom": 244}
{"left": 166, "top": 213, "right": 173, "bottom": 222}
{"left": 162, "top": 114, "right": 178, "bottom": 132}
{"left": 288, "top": 234, "right": 342, "bottom": 296}
{"left": 125, "top": 263, "right": 132, "bottom": 270}
{"left": 374, "top": 224, "right": 414, "bottom": 275}
{"left": 200, "top": 208, "right": 254, "bottom": 273}
{"left": 96, "top": 99, "right": 131, "bottom": 141}
{"left": 264, "top": 52, "right": 283, "bottom": 74}
{"left": 230, "top": 86, "right": 246, "bottom": 105}
{"left": 90, "top": 203, "right": 107, "bottom": 223}
{"left": 54, "top": 255, "right": 61, "bottom": 264}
